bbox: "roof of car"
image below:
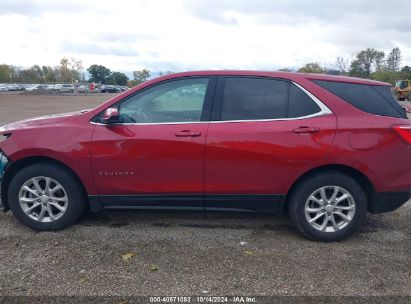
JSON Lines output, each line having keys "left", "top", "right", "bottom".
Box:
{"left": 153, "top": 70, "right": 390, "bottom": 86}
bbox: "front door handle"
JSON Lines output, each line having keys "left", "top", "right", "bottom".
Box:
{"left": 293, "top": 126, "right": 320, "bottom": 134}
{"left": 175, "top": 130, "right": 202, "bottom": 137}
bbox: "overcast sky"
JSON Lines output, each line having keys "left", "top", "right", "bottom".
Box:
{"left": 1, "top": 0, "right": 410, "bottom": 76}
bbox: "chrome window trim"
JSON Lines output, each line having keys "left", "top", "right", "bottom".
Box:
{"left": 90, "top": 121, "right": 208, "bottom": 126}
{"left": 90, "top": 81, "right": 333, "bottom": 126}
{"left": 293, "top": 82, "right": 332, "bottom": 115}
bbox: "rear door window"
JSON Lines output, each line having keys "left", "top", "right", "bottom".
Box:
{"left": 313, "top": 80, "right": 406, "bottom": 118}
{"left": 218, "top": 77, "right": 323, "bottom": 121}
{"left": 220, "top": 77, "right": 289, "bottom": 121}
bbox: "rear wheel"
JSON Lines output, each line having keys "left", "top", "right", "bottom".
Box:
{"left": 288, "top": 171, "right": 367, "bottom": 242}
{"left": 8, "top": 162, "right": 86, "bottom": 231}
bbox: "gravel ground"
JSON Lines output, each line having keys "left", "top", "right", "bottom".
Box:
{"left": 0, "top": 93, "right": 410, "bottom": 299}
{"left": 0, "top": 206, "right": 410, "bottom": 297}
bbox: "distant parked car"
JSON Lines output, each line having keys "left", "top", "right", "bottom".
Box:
{"left": 0, "top": 86, "right": 8, "bottom": 92}
{"left": 25, "top": 85, "right": 46, "bottom": 92}
{"left": 5, "top": 84, "right": 22, "bottom": 91}
{"left": 45, "top": 84, "right": 57, "bottom": 91}
{"left": 26, "top": 84, "right": 39, "bottom": 92}
{"left": 20, "top": 84, "right": 32, "bottom": 91}
{"left": 101, "top": 85, "right": 121, "bottom": 93}
{"left": 116, "top": 86, "right": 128, "bottom": 92}
{"left": 75, "top": 85, "right": 86, "bottom": 93}
{"left": 55, "top": 84, "right": 74, "bottom": 93}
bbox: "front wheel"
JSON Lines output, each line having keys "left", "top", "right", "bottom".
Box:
{"left": 8, "top": 162, "right": 86, "bottom": 231}
{"left": 288, "top": 171, "right": 367, "bottom": 242}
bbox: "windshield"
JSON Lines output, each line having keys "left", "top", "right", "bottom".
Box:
{"left": 395, "top": 81, "right": 408, "bottom": 89}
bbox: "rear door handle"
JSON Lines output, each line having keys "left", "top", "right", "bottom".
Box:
{"left": 293, "top": 126, "right": 320, "bottom": 134}
{"left": 175, "top": 130, "right": 202, "bottom": 137}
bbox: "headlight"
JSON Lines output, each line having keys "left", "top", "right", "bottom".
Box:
{"left": 0, "top": 151, "right": 9, "bottom": 179}
{"left": 0, "top": 133, "right": 11, "bottom": 143}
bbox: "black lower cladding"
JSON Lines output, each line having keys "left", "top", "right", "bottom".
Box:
{"left": 369, "top": 190, "right": 411, "bottom": 214}
{"left": 89, "top": 194, "right": 286, "bottom": 213}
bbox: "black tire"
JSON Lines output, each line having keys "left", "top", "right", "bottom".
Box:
{"left": 8, "top": 162, "right": 86, "bottom": 231}
{"left": 288, "top": 171, "right": 367, "bottom": 242}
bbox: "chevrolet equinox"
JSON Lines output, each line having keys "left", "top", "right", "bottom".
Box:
{"left": 0, "top": 71, "right": 410, "bottom": 242}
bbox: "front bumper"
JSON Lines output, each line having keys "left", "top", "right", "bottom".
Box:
{"left": 0, "top": 151, "right": 9, "bottom": 210}
{"left": 0, "top": 185, "right": 3, "bottom": 210}
{"left": 369, "top": 190, "right": 411, "bottom": 214}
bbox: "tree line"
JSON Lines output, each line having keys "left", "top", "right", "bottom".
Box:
{"left": 86, "top": 66, "right": 173, "bottom": 86}
{"left": 0, "top": 58, "right": 83, "bottom": 84}
{"left": 0, "top": 58, "right": 157, "bottom": 87}
{"left": 293, "top": 47, "right": 411, "bottom": 84}
{"left": 1, "top": 47, "right": 410, "bottom": 87}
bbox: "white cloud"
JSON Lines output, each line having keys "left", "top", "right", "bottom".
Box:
{"left": 0, "top": 0, "right": 410, "bottom": 74}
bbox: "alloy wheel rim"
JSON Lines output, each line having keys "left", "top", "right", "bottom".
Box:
{"left": 18, "top": 176, "right": 68, "bottom": 223}
{"left": 304, "top": 186, "right": 356, "bottom": 233}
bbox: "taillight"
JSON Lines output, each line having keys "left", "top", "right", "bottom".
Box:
{"left": 392, "top": 125, "right": 411, "bottom": 144}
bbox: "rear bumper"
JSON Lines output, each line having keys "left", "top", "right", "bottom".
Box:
{"left": 369, "top": 190, "right": 411, "bottom": 214}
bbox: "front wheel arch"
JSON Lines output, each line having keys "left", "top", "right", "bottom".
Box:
{"left": 1, "top": 156, "right": 88, "bottom": 211}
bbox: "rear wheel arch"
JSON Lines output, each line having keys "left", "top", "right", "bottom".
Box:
{"left": 1, "top": 156, "right": 88, "bottom": 211}
{"left": 285, "top": 164, "right": 376, "bottom": 213}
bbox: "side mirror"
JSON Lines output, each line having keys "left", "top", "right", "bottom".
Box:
{"left": 101, "top": 107, "right": 121, "bottom": 124}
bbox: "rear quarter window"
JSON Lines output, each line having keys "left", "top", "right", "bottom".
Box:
{"left": 288, "top": 83, "right": 321, "bottom": 118}
{"left": 313, "top": 80, "right": 406, "bottom": 119}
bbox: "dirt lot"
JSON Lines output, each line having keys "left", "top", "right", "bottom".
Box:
{"left": 0, "top": 93, "right": 410, "bottom": 300}
{"left": 0, "top": 92, "right": 112, "bottom": 125}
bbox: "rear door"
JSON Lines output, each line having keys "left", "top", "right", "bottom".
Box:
{"left": 204, "top": 76, "right": 337, "bottom": 212}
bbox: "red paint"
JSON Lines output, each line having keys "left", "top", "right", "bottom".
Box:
{"left": 349, "top": 132, "right": 384, "bottom": 150}
{"left": 0, "top": 71, "right": 410, "bottom": 201}
{"left": 91, "top": 123, "right": 208, "bottom": 194}
{"left": 204, "top": 115, "right": 337, "bottom": 194}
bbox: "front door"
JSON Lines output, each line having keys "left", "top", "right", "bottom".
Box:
{"left": 90, "top": 77, "right": 215, "bottom": 209}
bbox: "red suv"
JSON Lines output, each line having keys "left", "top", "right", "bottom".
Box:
{"left": 0, "top": 71, "right": 410, "bottom": 241}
